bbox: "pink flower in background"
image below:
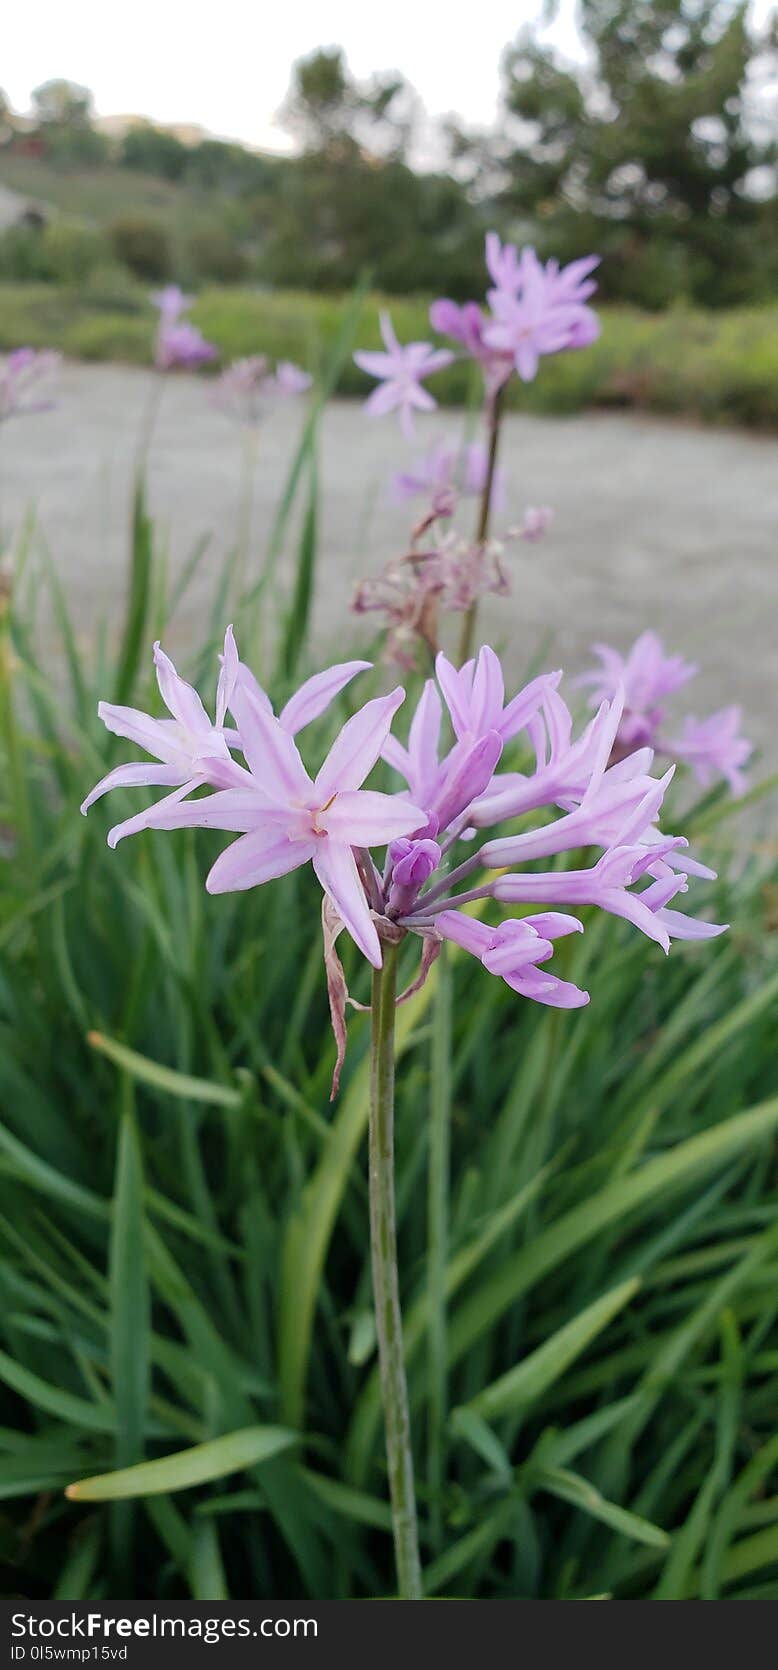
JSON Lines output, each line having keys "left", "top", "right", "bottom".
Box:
{"left": 150, "top": 282, "right": 216, "bottom": 371}
{"left": 273, "top": 360, "right": 313, "bottom": 396}
{"left": 353, "top": 312, "right": 454, "bottom": 438}
{"left": 85, "top": 638, "right": 724, "bottom": 1039}
{"left": 211, "top": 355, "right": 311, "bottom": 425}
{"left": 150, "top": 285, "right": 193, "bottom": 323}
{"left": 518, "top": 505, "right": 554, "bottom": 542}
{"left": 484, "top": 233, "right": 526, "bottom": 297}
{"left": 431, "top": 235, "right": 600, "bottom": 391}
{"left": 669, "top": 709, "right": 752, "bottom": 798}
{"left": 483, "top": 244, "right": 600, "bottom": 382}
{"left": 579, "top": 631, "right": 751, "bottom": 795}
{"left": 429, "top": 297, "right": 515, "bottom": 397}
{"left": 391, "top": 441, "right": 459, "bottom": 507}
{"left": 581, "top": 632, "right": 697, "bottom": 721}
{"left": 0, "top": 348, "right": 61, "bottom": 423}
{"left": 155, "top": 319, "right": 217, "bottom": 373}
{"left": 391, "top": 440, "right": 506, "bottom": 512}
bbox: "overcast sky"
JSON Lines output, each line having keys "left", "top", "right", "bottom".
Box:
{"left": 4, "top": 1, "right": 775, "bottom": 153}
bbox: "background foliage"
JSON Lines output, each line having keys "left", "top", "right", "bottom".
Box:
{"left": 0, "top": 282, "right": 777, "bottom": 426}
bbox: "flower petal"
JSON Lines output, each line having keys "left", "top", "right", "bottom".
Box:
{"left": 316, "top": 689, "right": 405, "bottom": 796}
{"left": 206, "top": 827, "right": 315, "bottom": 894}
{"left": 507, "top": 967, "right": 590, "bottom": 1008}
{"left": 216, "top": 625, "right": 239, "bottom": 727}
{"left": 97, "top": 701, "right": 181, "bottom": 764}
{"left": 229, "top": 679, "right": 311, "bottom": 801}
{"left": 153, "top": 643, "right": 211, "bottom": 734}
{"left": 81, "top": 761, "right": 184, "bottom": 816}
{"left": 470, "top": 646, "right": 504, "bottom": 734}
{"left": 279, "top": 661, "right": 371, "bottom": 735}
{"left": 408, "top": 679, "right": 442, "bottom": 790}
{"left": 107, "top": 779, "right": 203, "bottom": 848}
{"left": 120, "top": 787, "right": 287, "bottom": 834}
{"left": 313, "top": 842, "right": 382, "bottom": 967}
{"left": 654, "top": 908, "right": 728, "bottom": 942}
{"left": 321, "top": 789, "right": 426, "bottom": 846}
{"left": 435, "top": 653, "right": 471, "bottom": 739}
{"left": 434, "top": 910, "right": 494, "bottom": 959}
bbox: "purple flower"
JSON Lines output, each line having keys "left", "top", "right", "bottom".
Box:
{"left": 82, "top": 639, "right": 423, "bottom": 967}
{"left": 428, "top": 299, "right": 490, "bottom": 359}
{"left": 668, "top": 709, "right": 752, "bottom": 798}
{"left": 484, "top": 233, "right": 525, "bottom": 298}
{"left": 86, "top": 638, "right": 724, "bottom": 1031}
{"left": 483, "top": 245, "right": 600, "bottom": 382}
{"left": 155, "top": 319, "right": 217, "bottom": 373}
{"left": 435, "top": 646, "right": 556, "bottom": 746}
{"left": 273, "top": 360, "right": 313, "bottom": 396}
{"left": 391, "top": 441, "right": 459, "bottom": 506}
{"left": 391, "top": 440, "right": 506, "bottom": 512}
{"left": 196, "top": 686, "right": 425, "bottom": 968}
{"left": 364, "top": 232, "right": 599, "bottom": 439}
{"left": 580, "top": 632, "right": 751, "bottom": 795}
{"left": 437, "top": 909, "right": 588, "bottom": 1008}
{"left": 581, "top": 632, "right": 697, "bottom": 722}
{"left": 82, "top": 631, "right": 372, "bottom": 849}
{"left": 518, "top": 505, "right": 553, "bottom": 543}
{"left": 429, "top": 297, "right": 515, "bottom": 398}
{"left": 354, "top": 313, "right": 454, "bottom": 439}
{"left": 0, "top": 348, "right": 61, "bottom": 423}
{"left": 151, "top": 285, "right": 193, "bottom": 323}
{"left": 211, "top": 356, "right": 311, "bottom": 425}
{"left": 380, "top": 650, "right": 724, "bottom": 1001}
{"left": 80, "top": 631, "right": 245, "bottom": 846}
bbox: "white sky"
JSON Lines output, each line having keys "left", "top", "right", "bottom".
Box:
{"left": 3, "top": 0, "right": 775, "bottom": 153}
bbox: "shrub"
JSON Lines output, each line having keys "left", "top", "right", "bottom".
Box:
{"left": 39, "top": 216, "right": 106, "bottom": 283}
{"left": 187, "top": 224, "right": 248, "bottom": 284}
{"left": 109, "top": 212, "right": 172, "bottom": 282}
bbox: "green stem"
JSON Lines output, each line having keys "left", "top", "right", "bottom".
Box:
{"left": 457, "top": 385, "right": 505, "bottom": 667}
{"left": 427, "top": 939, "right": 451, "bottom": 1549}
{"left": 369, "top": 939, "right": 423, "bottom": 1599}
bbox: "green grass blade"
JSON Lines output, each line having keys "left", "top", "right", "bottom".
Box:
{"left": 459, "top": 1278, "right": 640, "bottom": 1424}
{"left": 66, "top": 1426, "right": 298, "bottom": 1501}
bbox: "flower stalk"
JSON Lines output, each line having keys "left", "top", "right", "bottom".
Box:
{"left": 368, "top": 938, "right": 423, "bottom": 1600}
{"left": 458, "top": 385, "right": 505, "bottom": 666}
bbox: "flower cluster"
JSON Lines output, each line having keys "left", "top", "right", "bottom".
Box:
{"left": 83, "top": 637, "right": 725, "bottom": 1079}
{"left": 152, "top": 285, "right": 217, "bottom": 373}
{"left": 211, "top": 356, "right": 311, "bottom": 427}
{"left": 354, "top": 233, "right": 599, "bottom": 434}
{"left": 0, "top": 348, "right": 61, "bottom": 423}
{"left": 580, "top": 631, "right": 752, "bottom": 796}
{"left": 353, "top": 513, "right": 536, "bottom": 670}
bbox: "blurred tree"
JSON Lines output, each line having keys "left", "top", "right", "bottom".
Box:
{"left": 280, "top": 46, "right": 415, "bottom": 160}
{"left": 263, "top": 45, "right": 483, "bottom": 292}
{"left": 30, "top": 79, "right": 107, "bottom": 164}
{"left": 32, "top": 79, "right": 94, "bottom": 127}
{"left": 121, "top": 122, "right": 189, "bottom": 181}
{"left": 457, "top": 1, "right": 778, "bottom": 306}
